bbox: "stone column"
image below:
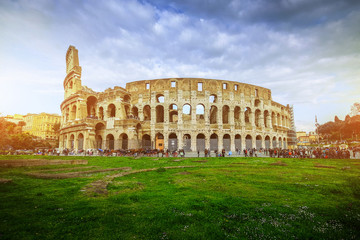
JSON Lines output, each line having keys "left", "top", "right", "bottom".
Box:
{"left": 164, "top": 132, "right": 169, "bottom": 151}
{"left": 191, "top": 133, "right": 197, "bottom": 151}
{"left": 230, "top": 135, "right": 235, "bottom": 152}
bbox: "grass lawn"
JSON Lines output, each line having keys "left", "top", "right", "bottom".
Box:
{"left": 0, "top": 155, "right": 359, "bottom": 239}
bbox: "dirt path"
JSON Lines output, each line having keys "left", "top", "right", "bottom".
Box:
{"left": 0, "top": 159, "right": 88, "bottom": 167}
{"left": 83, "top": 165, "right": 195, "bottom": 197}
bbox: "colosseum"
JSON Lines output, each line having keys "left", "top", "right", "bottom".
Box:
{"left": 59, "top": 46, "right": 294, "bottom": 153}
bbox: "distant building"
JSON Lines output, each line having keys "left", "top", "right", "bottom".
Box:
{"left": 4, "top": 114, "right": 25, "bottom": 124}
{"left": 22, "top": 113, "right": 61, "bottom": 141}
{"left": 296, "top": 131, "right": 319, "bottom": 146}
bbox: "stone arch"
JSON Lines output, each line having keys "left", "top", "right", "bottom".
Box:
{"left": 169, "top": 104, "right": 178, "bottom": 123}
{"left": 210, "top": 105, "right": 217, "bottom": 124}
{"left": 70, "top": 134, "right": 75, "bottom": 149}
{"left": 99, "top": 107, "right": 104, "bottom": 120}
{"left": 278, "top": 137, "right": 282, "bottom": 149}
{"left": 196, "top": 133, "right": 205, "bottom": 151}
{"left": 168, "top": 133, "right": 178, "bottom": 151}
{"left": 106, "top": 134, "right": 115, "bottom": 150}
{"left": 196, "top": 104, "right": 205, "bottom": 121}
{"left": 272, "top": 136, "right": 277, "bottom": 148}
{"left": 132, "top": 106, "right": 138, "bottom": 118}
{"left": 234, "top": 106, "right": 241, "bottom": 121}
{"left": 245, "top": 135, "right": 252, "bottom": 149}
{"left": 119, "top": 133, "right": 128, "bottom": 150}
{"left": 182, "top": 104, "right": 191, "bottom": 122}
{"left": 143, "top": 105, "right": 151, "bottom": 121}
{"left": 245, "top": 107, "right": 251, "bottom": 125}
{"left": 255, "top": 109, "right": 262, "bottom": 127}
{"left": 123, "top": 95, "right": 130, "bottom": 103}
{"left": 265, "top": 135, "right": 270, "bottom": 149}
{"left": 156, "top": 105, "right": 164, "bottom": 123}
{"left": 222, "top": 105, "right": 230, "bottom": 124}
{"left": 78, "top": 133, "right": 84, "bottom": 150}
{"left": 142, "top": 134, "right": 151, "bottom": 149}
{"left": 108, "top": 104, "right": 116, "bottom": 118}
{"left": 70, "top": 105, "right": 76, "bottom": 120}
{"left": 235, "top": 134, "right": 241, "bottom": 150}
{"left": 155, "top": 133, "right": 164, "bottom": 150}
{"left": 271, "top": 112, "right": 276, "bottom": 127}
{"left": 277, "top": 113, "right": 281, "bottom": 126}
{"left": 210, "top": 133, "right": 218, "bottom": 151}
{"left": 264, "top": 110, "right": 269, "bottom": 128}
{"left": 223, "top": 134, "right": 231, "bottom": 151}
{"left": 96, "top": 135, "right": 103, "bottom": 149}
{"left": 283, "top": 137, "right": 287, "bottom": 149}
{"left": 209, "top": 94, "right": 217, "bottom": 103}
{"left": 87, "top": 96, "right": 97, "bottom": 118}
{"left": 256, "top": 135, "right": 262, "bottom": 150}
{"left": 183, "top": 134, "right": 191, "bottom": 152}
{"left": 156, "top": 94, "right": 164, "bottom": 103}
{"left": 255, "top": 99, "right": 261, "bottom": 107}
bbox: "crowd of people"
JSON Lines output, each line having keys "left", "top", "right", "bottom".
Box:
{"left": 2, "top": 146, "right": 359, "bottom": 159}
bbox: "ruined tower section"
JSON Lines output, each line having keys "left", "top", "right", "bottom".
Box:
{"left": 64, "top": 46, "right": 82, "bottom": 99}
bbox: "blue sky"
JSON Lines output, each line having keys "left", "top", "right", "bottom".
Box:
{"left": 1, "top": 0, "right": 360, "bottom": 132}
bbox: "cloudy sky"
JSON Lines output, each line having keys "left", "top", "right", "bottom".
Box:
{"left": 1, "top": 0, "right": 359, "bottom": 131}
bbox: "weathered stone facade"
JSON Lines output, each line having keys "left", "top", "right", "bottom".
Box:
{"left": 59, "top": 46, "right": 292, "bottom": 152}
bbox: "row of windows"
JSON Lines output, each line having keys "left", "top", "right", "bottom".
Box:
{"left": 145, "top": 82, "right": 259, "bottom": 96}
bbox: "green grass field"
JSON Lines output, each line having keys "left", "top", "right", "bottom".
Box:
{"left": 1, "top": 155, "right": 359, "bottom": 239}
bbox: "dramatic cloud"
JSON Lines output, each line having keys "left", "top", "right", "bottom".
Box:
{"left": 0, "top": 0, "right": 359, "bottom": 131}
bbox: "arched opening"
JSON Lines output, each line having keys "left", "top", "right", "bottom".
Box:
{"left": 70, "top": 134, "right": 75, "bottom": 149}
{"left": 223, "top": 134, "right": 231, "bottom": 151}
{"left": 69, "top": 81, "right": 73, "bottom": 89}
{"left": 63, "top": 135, "right": 67, "bottom": 149}
{"left": 245, "top": 135, "right": 252, "bottom": 149}
{"left": 209, "top": 105, "right": 217, "bottom": 124}
{"left": 123, "top": 95, "right": 130, "bottom": 103}
{"left": 256, "top": 135, "right": 262, "bottom": 150}
{"left": 108, "top": 104, "right": 116, "bottom": 118}
{"left": 196, "top": 104, "right": 205, "bottom": 121}
{"left": 265, "top": 136, "right": 270, "bottom": 149}
{"left": 196, "top": 134, "right": 205, "bottom": 151}
{"left": 222, "top": 105, "right": 229, "bottom": 124}
{"left": 142, "top": 134, "right": 151, "bottom": 150}
{"left": 210, "top": 133, "right": 218, "bottom": 151}
{"left": 125, "top": 105, "right": 130, "bottom": 117}
{"left": 119, "top": 133, "right": 128, "bottom": 150}
{"left": 278, "top": 137, "right": 282, "bottom": 149}
{"left": 183, "top": 134, "right": 191, "bottom": 152}
{"left": 235, "top": 134, "right": 241, "bottom": 150}
{"left": 168, "top": 133, "right": 178, "bottom": 151}
{"left": 272, "top": 137, "right": 277, "bottom": 148}
{"left": 209, "top": 94, "right": 217, "bottom": 103}
{"left": 283, "top": 137, "right": 287, "bottom": 149}
{"left": 245, "top": 107, "right": 251, "bottom": 125}
{"left": 156, "top": 94, "right": 164, "bottom": 103}
{"left": 96, "top": 135, "right": 103, "bottom": 149}
{"left": 99, "top": 107, "right": 104, "bottom": 120}
{"left": 264, "top": 110, "right": 269, "bottom": 128}
{"left": 70, "top": 105, "right": 76, "bottom": 120}
{"left": 156, "top": 105, "right": 164, "bottom": 123}
{"left": 78, "top": 133, "right": 84, "bottom": 150}
{"left": 87, "top": 96, "right": 97, "bottom": 118}
{"left": 182, "top": 104, "right": 191, "bottom": 122}
{"left": 143, "top": 105, "right": 151, "bottom": 121}
{"left": 106, "top": 134, "right": 115, "bottom": 150}
{"left": 255, "top": 99, "right": 261, "bottom": 107}
{"left": 155, "top": 133, "right": 164, "bottom": 150}
{"left": 234, "top": 106, "right": 241, "bottom": 121}
{"left": 132, "top": 106, "right": 139, "bottom": 118}
{"left": 277, "top": 113, "right": 281, "bottom": 126}
{"left": 169, "top": 104, "right": 178, "bottom": 123}
{"left": 255, "top": 109, "right": 261, "bottom": 127}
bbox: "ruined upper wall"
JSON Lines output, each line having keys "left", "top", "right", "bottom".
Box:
{"left": 126, "top": 78, "right": 272, "bottom": 102}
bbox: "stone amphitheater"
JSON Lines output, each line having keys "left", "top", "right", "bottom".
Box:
{"left": 59, "top": 46, "right": 294, "bottom": 152}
